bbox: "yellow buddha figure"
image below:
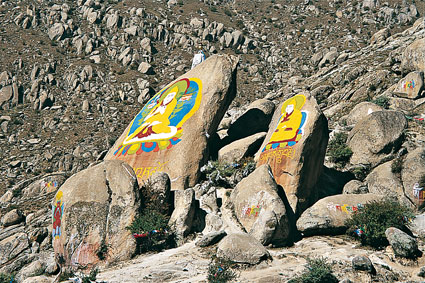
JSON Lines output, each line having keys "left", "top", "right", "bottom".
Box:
{"left": 134, "top": 86, "right": 179, "bottom": 140}
{"left": 267, "top": 94, "right": 306, "bottom": 147}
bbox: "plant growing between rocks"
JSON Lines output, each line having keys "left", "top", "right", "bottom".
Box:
{"left": 327, "top": 132, "right": 353, "bottom": 168}
{"left": 207, "top": 255, "right": 238, "bottom": 283}
{"left": 288, "top": 257, "right": 338, "bottom": 283}
{"left": 345, "top": 199, "right": 414, "bottom": 249}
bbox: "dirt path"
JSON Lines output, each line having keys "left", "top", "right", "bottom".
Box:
{"left": 97, "top": 235, "right": 425, "bottom": 282}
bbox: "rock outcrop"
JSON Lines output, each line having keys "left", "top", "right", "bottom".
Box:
{"left": 256, "top": 93, "right": 329, "bottom": 216}
{"left": 297, "top": 193, "right": 382, "bottom": 236}
{"left": 230, "top": 164, "right": 290, "bottom": 246}
{"left": 105, "top": 55, "right": 238, "bottom": 189}
{"left": 52, "top": 160, "right": 140, "bottom": 271}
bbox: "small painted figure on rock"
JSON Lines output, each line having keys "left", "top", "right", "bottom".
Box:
{"left": 52, "top": 191, "right": 64, "bottom": 239}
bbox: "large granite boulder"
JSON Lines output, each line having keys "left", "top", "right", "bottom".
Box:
{"left": 218, "top": 132, "right": 266, "bottom": 163}
{"left": 345, "top": 102, "right": 383, "bottom": 126}
{"left": 401, "top": 38, "right": 425, "bottom": 73}
{"left": 216, "top": 233, "right": 270, "bottom": 264}
{"left": 393, "top": 71, "right": 424, "bottom": 99}
{"left": 297, "top": 193, "right": 382, "bottom": 236}
{"left": 401, "top": 147, "right": 425, "bottom": 208}
{"left": 365, "top": 161, "right": 413, "bottom": 208}
{"left": 230, "top": 164, "right": 290, "bottom": 246}
{"left": 52, "top": 160, "right": 140, "bottom": 271}
{"left": 347, "top": 111, "right": 407, "bottom": 166}
{"left": 105, "top": 55, "right": 238, "bottom": 189}
{"left": 255, "top": 93, "right": 329, "bottom": 216}
{"left": 385, "top": 227, "right": 419, "bottom": 258}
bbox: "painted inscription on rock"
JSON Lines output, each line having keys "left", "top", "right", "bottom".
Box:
{"left": 260, "top": 94, "right": 308, "bottom": 163}
{"left": 52, "top": 191, "right": 64, "bottom": 239}
{"left": 114, "top": 78, "right": 202, "bottom": 156}
{"left": 326, "top": 202, "right": 364, "bottom": 214}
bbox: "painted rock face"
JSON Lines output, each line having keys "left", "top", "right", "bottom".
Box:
{"left": 105, "top": 55, "right": 238, "bottom": 189}
{"left": 256, "top": 94, "right": 329, "bottom": 216}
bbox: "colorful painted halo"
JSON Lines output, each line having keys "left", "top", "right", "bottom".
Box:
{"left": 114, "top": 78, "right": 202, "bottom": 156}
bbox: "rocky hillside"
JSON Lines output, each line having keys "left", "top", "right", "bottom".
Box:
{"left": 0, "top": 0, "right": 425, "bottom": 282}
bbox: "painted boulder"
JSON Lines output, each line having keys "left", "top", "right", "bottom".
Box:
{"left": 255, "top": 93, "right": 329, "bottom": 216}
{"left": 230, "top": 164, "right": 290, "bottom": 246}
{"left": 52, "top": 160, "right": 139, "bottom": 271}
{"left": 296, "top": 193, "right": 383, "bottom": 236}
{"left": 393, "top": 71, "right": 424, "bottom": 99}
{"left": 401, "top": 147, "right": 425, "bottom": 208}
{"left": 105, "top": 54, "right": 238, "bottom": 189}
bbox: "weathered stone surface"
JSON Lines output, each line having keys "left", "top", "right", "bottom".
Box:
{"left": 0, "top": 233, "right": 29, "bottom": 265}
{"left": 218, "top": 132, "right": 266, "bottom": 163}
{"left": 169, "top": 188, "right": 195, "bottom": 239}
{"left": 401, "top": 147, "right": 425, "bottom": 208}
{"left": 227, "top": 99, "right": 275, "bottom": 141}
{"left": 256, "top": 93, "right": 329, "bottom": 215}
{"left": 22, "top": 276, "right": 52, "bottom": 283}
{"left": 347, "top": 111, "right": 407, "bottom": 166}
{"left": 1, "top": 209, "right": 24, "bottom": 227}
{"left": 393, "top": 71, "right": 424, "bottom": 99}
{"left": 385, "top": 227, "right": 419, "bottom": 258}
{"left": 342, "top": 180, "right": 368, "bottom": 194}
{"left": 195, "top": 230, "right": 226, "bottom": 247}
{"left": 297, "top": 194, "right": 382, "bottom": 236}
{"left": 345, "top": 102, "right": 383, "bottom": 126}
{"left": 52, "top": 160, "right": 140, "bottom": 270}
{"left": 217, "top": 233, "right": 270, "bottom": 264}
{"left": 230, "top": 164, "right": 290, "bottom": 246}
{"left": 0, "top": 85, "right": 13, "bottom": 105}
{"left": 401, "top": 38, "right": 425, "bottom": 73}
{"left": 22, "top": 174, "right": 67, "bottom": 197}
{"left": 410, "top": 212, "right": 425, "bottom": 238}
{"left": 105, "top": 55, "right": 238, "bottom": 189}
{"left": 352, "top": 255, "right": 375, "bottom": 274}
{"left": 138, "top": 62, "right": 153, "bottom": 74}
{"left": 48, "top": 23, "right": 64, "bottom": 41}
{"left": 365, "top": 161, "right": 413, "bottom": 208}
{"left": 370, "top": 27, "right": 390, "bottom": 45}
{"left": 144, "top": 172, "right": 172, "bottom": 214}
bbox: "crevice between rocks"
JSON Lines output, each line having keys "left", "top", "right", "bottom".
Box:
{"left": 103, "top": 167, "right": 113, "bottom": 254}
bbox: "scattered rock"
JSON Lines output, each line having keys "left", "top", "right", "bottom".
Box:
{"left": 1, "top": 209, "right": 24, "bottom": 227}
{"left": 218, "top": 132, "right": 266, "bottom": 163}
{"left": 342, "top": 180, "right": 368, "bottom": 194}
{"left": 401, "top": 38, "right": 425, "bottom": 73}
{"left": 352, "top": 255, "right": 375, "bottom": 274}
{"left": 195, "top": 230, "right": 226, "bottom": 247}
{"left": 217, "top": 233, "right": 270, "bottom": 264}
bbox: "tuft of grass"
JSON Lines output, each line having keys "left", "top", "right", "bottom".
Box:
{"left": 327, "top": 132, "right": 353, "bottom": 168}
{"left": 372, "top": 96, "right": 390, "bottom": 109}
{"left": 288, "top": 257, "right": 338, "bottom": 283}
{"left": 345, "top": 199, "right": 414, "bottom": 249}
{"left": 207, "top": 255, "right": 238, "bottom": 283}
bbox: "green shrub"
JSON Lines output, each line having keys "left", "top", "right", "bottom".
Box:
{"left": 350, "top": 165, "right": 371, "bottom": 181}
{"left": 289, "top": 257, "right": 338, "bottom": 283}
{"left": 223, "top": 8, "right": 232, "bottom": 17}
{"left": 372, "top": 96, "right": 390, "bottom": 109}
{"left": 391, "top": 157, "right": 403, "bottom": 174}
{"left": 0, "top": 273, "right": 15, "bottom": 283}
{"left": 327, "top": 132, "right": 353, "bottom": 168}
{"left": 82, "top": 269, "right": 98, "bottom": 283}
{"left": 345, "top": 199, "right": 414, "bottom": 249}
{"left": 58, "top": 270, "right": 75, "bottom": 282}
{"left": 96, "top": 240, "right": 108, "bottom": 260}
{"left": 126, "top": 210, "right": 173, "bottom": 253}
{"left": 207, "top": 255, "right": 238, "bottom": 283}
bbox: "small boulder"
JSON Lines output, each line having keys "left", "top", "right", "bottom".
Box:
{"left": 1, "top": 209, "right": 24, "bottom": 227}
{"left": 393, "top": 71, "right": 424, "bottom": 99}
{"left": 401, "top": 147, "right": 425, "bottom": 207}
{"left": 138, "top": 62, "right": 153, "bottom": 74}
{"left": 48, "top": 23, "right": 64, "bottom": 41}
{"left": 218, "top": 132, "right": 266, "bottom": 163}
{"left": 217, "top": 233, "right": 270, "bottom": 264}
{"left": 385, "top": 227, "right": 419, "bottom": 258}
{"left": 352, "top": 255, "right": 375, "bottom": 274}
{"left": 347, "top": 111, "right": 407, "bottom": 166}
{"left": 370, "top": 27, "right": 390, "bottom": 45}
{"left": 297, "top": 193, "right": 382, "bottom": 236}
{"left": 401, "top": 38, "right": 425, "bottom": 73}
{"left": 230, "top": 164, "right": 290, "bottom": 246}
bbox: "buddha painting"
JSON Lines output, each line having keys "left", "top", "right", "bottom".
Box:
{"left": 263, "top": 94, "right": 307, "bottom": 151}
{"left": 114, "top": 78, "right": 202, "bottom": 156}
